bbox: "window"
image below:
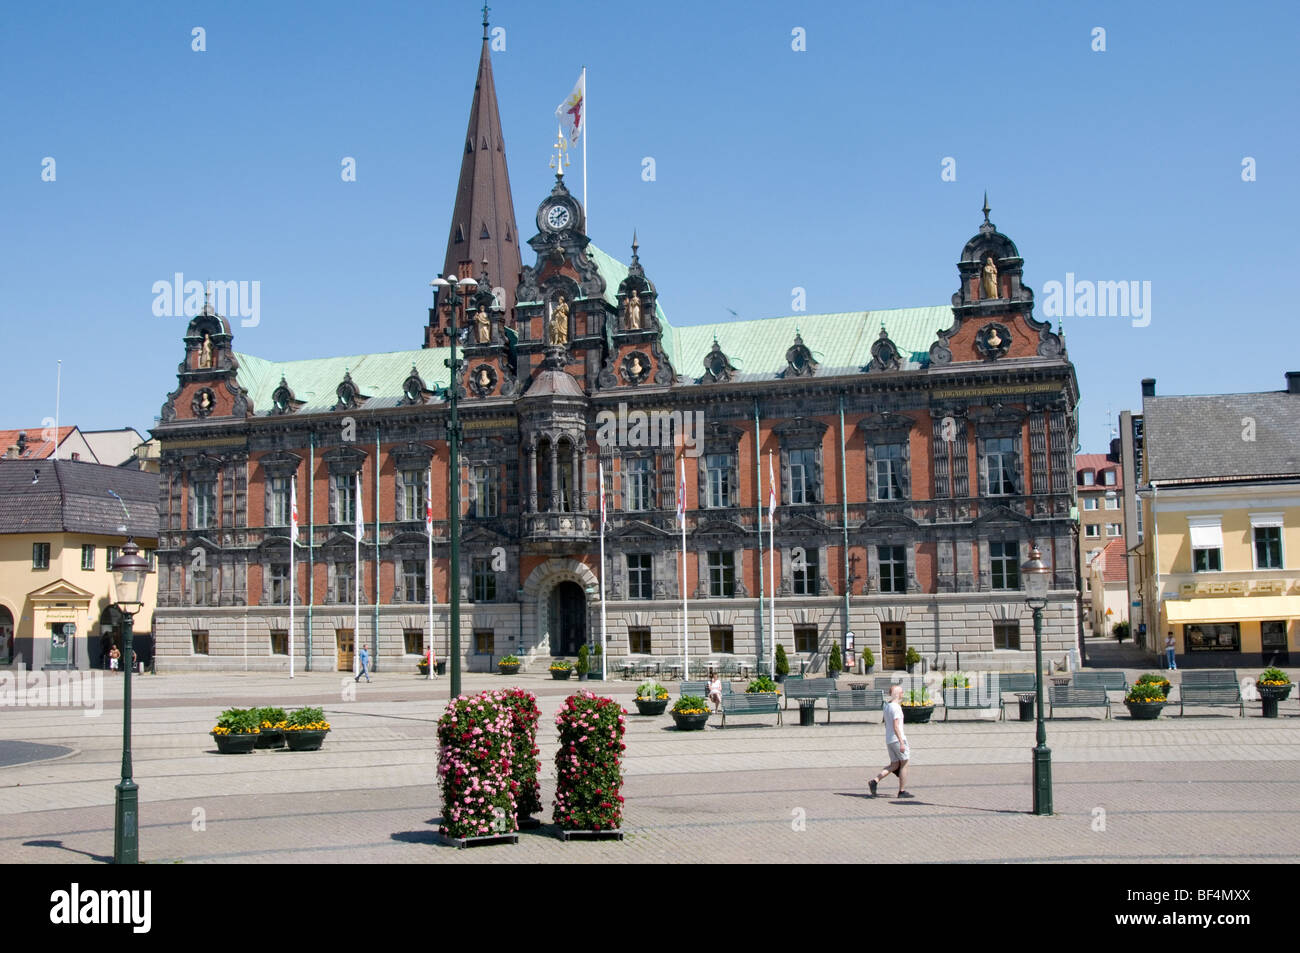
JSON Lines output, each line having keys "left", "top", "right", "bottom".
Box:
{"left": 792, "top": 547, "right": 818, "bottom": 595}
{"left": 1106, "top": 523, "right": 1122, "bottom": 537}
{"left": 984, "top": 438, "right": 1016, "bottom": 496}
{"left": 474, "top": 629, "right": 495, "bottom": 655}
{"left": 193, "top": 479, "right": 216, "bottom": 529}
{"left": 705, "top": 454, "right": 733, "bottom": 508}
{"left": 269, "top": 476, "right": 290, "bottom": 526}
{"left": 1087, "top": 548, "right": 1102, "bottom": 565}
{"left": 707, "top": 550, "right": 735, "bottom": 597}
{"left": 144, "top": 549, "right": 155, "bottom": 572}
{"left": 192, "top": 630, "right": 209, "bottom": 655}
{"left": 333, "top": 472, "right": 356, "bottom": 525}
{"left": 270, "top": 630, "right": 288, "bottom": 656}
{"left": 628, "top": 627, "right": 651, "bottom": 654}
{"left": 402, "top": 560, "right": 427, "bottom": 602}
{"left": 709, "top": 625, "right": 734, "bottom": 654}
{"left": 874, "top": 444, "right": 905, "bottom": 501}
{"left": 793, "top": 625, "right": 817, "bottom": 654}
{"left": 1080, "top": 470, "right": 1095, "bottom": 486}
{"left": 1083, "top": 498, "right": 1098, "bottom": 510}
{"left": 1104, "top": 494, "right": 1119, "bottom": 510}
{"left": 472, "top": 557, "right": 496, "bottom": 602}
{"left": 1102, "top": 470, "right": 1116, "bottom": 486}
{"left": 268, "top": 563, "right": 290, "bottom": 604}
{"left": 627, "top": 554, "right": 653, "bottom": 599}
{"left": 1189, "top": 517, "right": 1222, "bottom": 573}
{"left": 333, "top": 561, "right": 355, "bottom": 603}
{"left": 191, "top": 567, "right": 212, "bottom": 605}
{"left": 472, "top": 465, "right": 498, "bottom": 517}
{"left": 627, "top": 457, "right": 654, "bottom": 512}
{"left": 81, "top": 544, "right": 95, "bottom": 570}
{"left": 404, "top": 629, "right": 424, "bottom": 655}
{"left": 1184, "top": 623, "right": 1239, "bottom": 652}
{"left": 399, "top": 469, "right": 426, "bottom": 522}
{"left": 107, "top": 546, "right": 120, "bottom": 568}
{"left": 32, "top": 542, "right": 50, "bottom": 570}
{"left": 993, "top": 622, "right": 1021, "bottom": 650}
{"left": 990, "top": 541, "right": 1020, "bottom": 590}
{"left": 1085, "top": 524, "right": 1100, "bottom": 538}
{"left": 790, "top": 449, "right": 817, "bottom": 504}
{"left": 1252, "top": 516, "right": 1284, "bottom": 570}
{"left": 879, "top": 545, "right": 906, "bottom": 593}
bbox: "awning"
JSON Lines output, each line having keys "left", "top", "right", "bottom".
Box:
{"left": 1165, "top": 596, "right": 1300, "bottom": 624}
{"left": 1188, "top": 519, "right": 1222, "bottom": 549}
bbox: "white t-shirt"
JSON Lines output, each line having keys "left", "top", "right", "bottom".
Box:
{"left": 884, "top": 700, "right": 904, "bottom": 744}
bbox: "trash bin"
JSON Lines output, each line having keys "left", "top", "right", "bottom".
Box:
{"left": 1017, "top": 694, "right": 1035, "bottom": 721}
{"left": 798, "top": 701, "right": 816, "bottom": 727}
{"left": 436, "top": 660, "right": 447, "bottom": 676}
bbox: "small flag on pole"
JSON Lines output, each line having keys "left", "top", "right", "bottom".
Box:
{"left": 556, "top": 71, "right": 586, "bottom": 146}
{"left": 425, "top": 471, "right": 433, "bottom": 534}
{"left": 289, "top": 477, "right": 299, "bottom": 544}
{"left": 768, "top": 452, "right": 777, "bottom": 520}
{"left": 355, "top": 472, "right": 364, "bottom": 538}
{"left": 598, "top": 460, "right": 606, "bottom": 530}
{"left": 676, "top": 462, "right": 686, "bottom": 526}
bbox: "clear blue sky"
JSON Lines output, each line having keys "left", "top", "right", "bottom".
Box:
{"left": 2, "top": 0, "right": 1296, "bottom": 453}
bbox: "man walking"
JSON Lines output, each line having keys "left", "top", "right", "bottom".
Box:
{"left": 869, "top": 684, "right": 914, "bottom": 799}
{"left": 355, "top": 643, "right": 372, "bottom": 683}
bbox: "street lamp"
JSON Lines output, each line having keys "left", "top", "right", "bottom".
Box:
{"left": 1021, "top": 545, "right": 1053, "bottom": 816}
{"left": 431, "top": 273, "right": 477, "bottom": 699}
{"left": 110, "top": 537, "right": 148, "bottom": 863}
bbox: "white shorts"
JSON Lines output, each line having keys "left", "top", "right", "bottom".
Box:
{"left": 887, "top": 741, "right": 909, "bottom": 763}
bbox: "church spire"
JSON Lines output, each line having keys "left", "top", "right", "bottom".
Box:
{"left": 432, "top": 11, "right": 522, "bottom": 346}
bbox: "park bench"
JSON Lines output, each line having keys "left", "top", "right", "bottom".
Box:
{"left": 784, "top": 677, "right": 837, "bottom": 710}
{"left": 1073, "top": 671, "right": 1129, "bottom": 697}
{"left": 1048, "top": 685, "right": 1111, "bottom": 719}
{"left": 680, "top": 680, "right": 733, "bottom": 697}
{"left": 825, "top": 689, "right": 884, "bottom": 724}
{"left": 1178, "top": 670, "right": 1244, "bottom": 717}
{"left": 942, "top": 675, "right": 1004, "bottom": 720}
{"left": 719, "top": 692, "right": 783, "bottom": 727}
{"left": 994, "top": 673, "right": 1039, "bottom": 695}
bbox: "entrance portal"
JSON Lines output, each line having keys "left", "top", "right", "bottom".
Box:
{"left": 336, "top": 629, "right": 355, "bottom": 672}
{"left": 549, "top": 581, "right": 587, "bottom": 656}
{"left": 882, "top": 622, "right": 907, "bottom": 670}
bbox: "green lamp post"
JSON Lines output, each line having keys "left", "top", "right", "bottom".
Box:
{"left": 1021, "top": 545, "right": 1053, "bottom": 816}
{"left": 110, "top": 537, "right": 148, "bottom": 863}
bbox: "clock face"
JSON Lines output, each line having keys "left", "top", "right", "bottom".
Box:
{"left": 546, "top": 203, "right": 571, "bottom": 230}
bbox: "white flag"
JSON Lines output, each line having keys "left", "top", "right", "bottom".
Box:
{"left": 598, "top": 460, "right": 606, "bottom": 530}
{"left": 289, "top": 477, "right": 299, "bottom": 544}
{"left": 768, "top": 451, "right": 776, "bottom": 520}
{"left": 425, "top": 470, "right": 433, "bottom": 534}
{"left": 556, "top": 71, "right": 585, "bottom": 146}
{"left": 355, "top": 471, "right": 363, "bottom": 538}
{"left": 676, "top": 460, "right": 686, "bottom": 526}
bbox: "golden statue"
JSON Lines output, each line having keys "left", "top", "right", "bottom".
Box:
{"left": 474, "top": 305, "right": 491, "bottom": 344}
{"left": 626, "top": 290, "right": 642, "bottom": 329}
{"left": 981, "top": 256, "right": 999, "bottom": 299}
{"left": 199, "top": 333, "right": 213, "bottom": 368}
{"left": 548, "top": 295, "right": 570, "bottom": 345}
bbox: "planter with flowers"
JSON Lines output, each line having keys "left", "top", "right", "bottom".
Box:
{"left": 1124, "top": 681, "right": 1167, "bottom": 720}
{"left": 498, "top": 654, "right": 521, "bottom": 676}
{"left": 941, "top": 673, "right": 972, "bottom": 708}
{"left": 671, "top": 694, "right": 711, "bottom": 731}
{"left": 253, "top": 706, "right": 287, "bottom": 749}
{"left": 1134, "top": 672, "right": 1172, "bottom": 701}
{"left": 553, "top": 691, "right": 626, "bottom": 838}
{"left": 901, "top": 687, "right": 935, "bottom": 723}
{"left": 500, "top": 688, "right": 542, "bottom": 827}
{"left": 746, "top": 675, "right": 779, "bottom": 696}
{"left": 549, "top": 659, "right": 574, "bottom": 681}
{"left": 437, "top": 689, "right": 517, "bottom": 842}
{"left": 211, "top": 707, "right": 261, "bottom": 754}
{"left": 634, "top": 681, "right": 669, "bottom": 715}
{"left": 1258, "top": 668, "right": 1292, "bottom": 718}
{"left": 283, "top": 706, "right": 331, "bottom": 750}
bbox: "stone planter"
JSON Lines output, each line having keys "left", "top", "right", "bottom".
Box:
{"left": 901, "top": 704, "right": 935, "bottom": 724}
{"left": 254, "top": 728, "right": 285, "bottom": 749}
{"left": 284, "top": 729, "right": 329, "bottom": 751}
{"left": 1124, "top": 701, "right": 1165, "bottom": 720}
{"left": 634, "top": 698, "right": 668, "bottom": 716}
{"left": 211, "top": 732, "right": 258, "bottom": 754}
{"left": 671, "top": 711, "right": 710, "bottom": 731}
{"left": 550, "top": 668, "right": 573, "bottom": 680}
{"left": 498, "top": 663, "right": 521, "bottom": 676}
{"left": 417, "top": 662, "right": 430, "bottom": 676}
{"left": 774, "top": 673, "right": 786, "bottom": 684}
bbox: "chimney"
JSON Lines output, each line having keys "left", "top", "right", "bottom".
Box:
{"left": 1108, "top": 437, "right": 1122, "bottom": 463}
{"left": 1286, "top": 371, "right": 1300, "bottom": 395}
{"left": 1140, "top": 379, "right": 1156, "bottom": 398}
{"left": 3, "top": 445, "right": 17, "bottom": 459}
{"left": 16, "top": 431, "right": 27, "bottom": 454}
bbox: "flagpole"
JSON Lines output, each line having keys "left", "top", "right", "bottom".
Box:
{"left": 354, "top": 471, "right": 361, "bottom": 679}
{"left": 598, "top": 460, "right": 607, "bottom": 680}
{"left": 427, "top": 470, "right": 434, "bottom": 681}
{"left": 582, "top": 66, "right": 588, "bottom": 227}
{"left": 289, "top": 476, "right": 296, "bottom": 680}
{"left": 680, "top": 457, "right": 688, "bottom": 681}
{"left": 768, "top": 450, "right": 776, "bottom": 678}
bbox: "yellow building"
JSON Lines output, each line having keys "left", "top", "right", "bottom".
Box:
{"left": 1131, "top": 375, "right": 1299, "bottom": 665}
{"left": 0, "top": 460, "right": 158, "bottom": 670}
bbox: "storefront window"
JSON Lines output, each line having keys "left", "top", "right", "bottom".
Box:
{"left": 1184, "top": 623, "right": 1240, "bottom": 652}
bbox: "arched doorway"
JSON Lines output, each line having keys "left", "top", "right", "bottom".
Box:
{"left": 97, "top": 606, "right": 122, "bottom": 669}
{"left": 549, "top": 581, "right": 586, "bottom": 656}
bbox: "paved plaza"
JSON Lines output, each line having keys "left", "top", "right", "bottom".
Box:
{"left": 2, "top": 661, "right": 1299, "bottom": 864}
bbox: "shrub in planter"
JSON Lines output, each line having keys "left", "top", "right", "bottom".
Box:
{"left": 499, "top": 688, "right": 542, "bottom": 822}
{"left": 775, "top": 644, "right": 790, "bottom": 679}
{"left": 746, "top": 675, "right": 778, "bottom": 694}
{"left": 498, "top": 654, "right": 521, "bottom": 675}
{"left": 905, "top": 647, "right": 921, "bottom": 671}
{"left": 437, "top": 690, "right": 517, "bottom": 839}
{"left": 590, "top": 642, "right": 604, "bottom": 680}
{"left": 576, "top": 644, "right": 591, "bottom": 680}
{"left": 901, "top": 687, "right": 934, "bottom": 723}
{"left": 1135, "top": 672, "right": 1171, "bottom": 697}
{"left": 553, "top": 691, "right": 626, "bottom": 832}
{"left": 549, "top": 659, "right": 573, "bottom": 680}
{"left": 1257, "top": 668, "right": 1292, "bottom": 705}
{"left": 671, "top": 694, "right": 710, "bottom": 730}
{"left": 862, "top": 648, "right": 875, "bottom": 673}
{"left": 211, "top": 707, "right": 261, "bottom": 752}
{"left": 1124, "top": 681, "right": 1167, "bottom": 719}
{"left": 253, "top": 706, "right": 287, "bottom": 748}
{"left": 283, "top": 706, "right": 331, "bottom": 750}
{"left": 828, "top": 642, "right": 843, "bottom": 676}
{"left": 633, "top": 681, "right": 669, "bottom": 715}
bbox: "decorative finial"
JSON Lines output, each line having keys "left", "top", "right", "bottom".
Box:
{"left": 631, "top": 230, "right": 639, "bottom": 261}
{"left": 482, "top": 3, "right": 490, "bottom": 40}
{"left": 203, "top": 282, "right": 213, "bottom": 314}
{"left": 982, "top": 191, "right": 991, "bottom": 225}
{"left": 548, "top": 125, "right": 570, "bottom": 178}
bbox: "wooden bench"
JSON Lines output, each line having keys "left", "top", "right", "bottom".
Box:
{"left": 942, "top": 676, "right": 1004, "bottom": 720}
{"left": 1178, "top": 670, "right": 1244, "bottom": 717}
{"left": 995, "top": 673, "right": 1039, "bottom": 695}
{"left": 825, "top": 689, "right": 884, "bottom": 723}
{"left": 1073, "top": 671, "right": 1129, "bottom": 696}
{"left": 784, "top": 677, "right": 837, "bottom": 710}
{"left": 1049, "top": 685, "right": 1111, "bottom": 719}
{"left": 720, "top": 692, "right": 783, "bottom": 727}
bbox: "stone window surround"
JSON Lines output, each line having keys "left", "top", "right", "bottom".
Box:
{"left": 774, "top": 418, "right": 828, "bottom": 507}
{"left": 259, "top": 452, "right": 301, "bottom": 529}
{"left": 323, "top": 446, "right": 368, "bottom": 526}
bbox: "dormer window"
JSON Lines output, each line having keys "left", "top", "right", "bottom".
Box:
{"left": 1081, "top": 470, "right": 1095, "bottom": 486}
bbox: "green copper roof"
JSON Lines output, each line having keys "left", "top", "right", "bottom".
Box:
{"left": 235, "top": 347, "right": 450, "bottom": 416}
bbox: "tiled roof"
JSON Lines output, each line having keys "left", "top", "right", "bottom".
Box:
{"left": 1143, "top": 391, "right": 1300, "bottom": 483}
{"left": 0, "top": 460, "right": 158, "bottom": 537}
{"left": 1095, "top": 537, "right": 1128, "bottom": 584}
{"left": 0, "top": 426, "right": 77, "bottom": 460}
{"left": 235, "top": 348, "right": 453, "bottom": 417}
{"left": 1074, "top": 452, "right": 1123, "bottom": 491}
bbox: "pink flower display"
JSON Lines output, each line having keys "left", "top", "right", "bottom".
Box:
{"left": 552, "top": 690, "right": 625, "bottom": 831}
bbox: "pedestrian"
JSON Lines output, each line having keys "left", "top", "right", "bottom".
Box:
{"left": 1165, "top": 632, "right": 1177, "bottom": 671}
{"left": 705, "top": 668, "right": 723, "bottom": 711}
{"left": 355, "top": 643, "right": 371, "bottom": 683}
{"left": 868, "top": 684, "right": 914, "bottom": 799}
{"left": 109, "top": 645, "right": 120, "bottom": 671}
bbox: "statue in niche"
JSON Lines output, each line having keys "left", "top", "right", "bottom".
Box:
{"left": 199, "top": 333, "right": 213, "bottom": 368}
{"left": 548, "top": 295, "right": 570, "bottom": 345}
{"left": 474, "top": 305, "right": 491, "bottom": 344}
{"left": 625, "top": 289, "right": 642, "bottom": 329}
{"left": 630, "top": 356, "right": 643, "bottom": 377}
{"left": 478, "top": 367, "right": 491, "bottom": 389}
{"left": 981, "top": 255, "right": 999, "bottom": 299}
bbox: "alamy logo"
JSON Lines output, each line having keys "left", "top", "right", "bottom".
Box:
{"left": 50, "top": 883, "right": 151, "bottom": 933}
{"left": 152, "top": 273, "right": 261, "bottom": 327}
{"left": 594, "top": 403, "right": 705, "bottom": 457}
{"left": 0, "top": 671, "right": 103, "bottom": 716}
{"left": 1040, "top": 273, "right": 1151, "bottom": 328}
